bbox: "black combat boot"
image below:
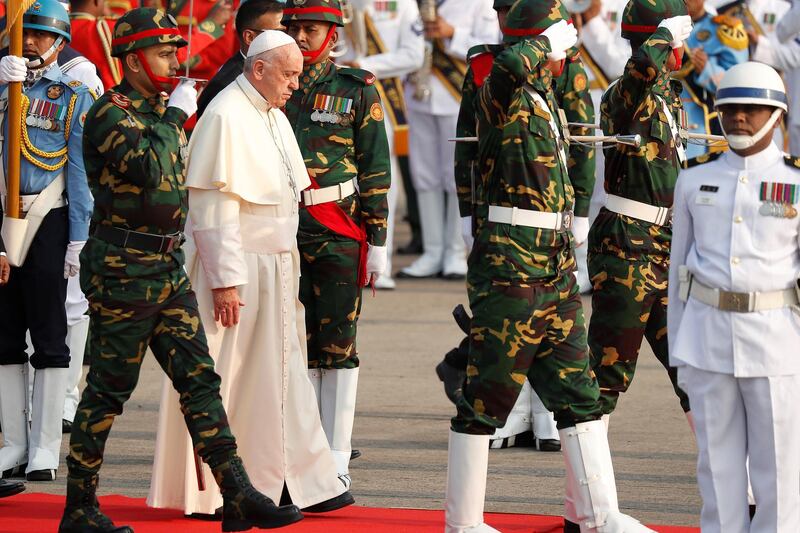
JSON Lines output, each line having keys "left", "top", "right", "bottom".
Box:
{"left": 436, "top": 305, "right": 471, "bottom": 404}
{"left": 58, "top": 475, "right": 133, "bottom": 533}
{"left": 563, "top": 518, "right": 580, "bottom": 532}
{"left": 211, "top": 455, "right": 304, "bottom": 531}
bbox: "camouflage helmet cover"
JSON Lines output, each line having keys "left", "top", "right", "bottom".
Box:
{"left": 282, "top": 0, "right": 345, "bottom": 27}
{"left": 111, "top": 8, "right": 188, "bottom": 58}
{"left": 502, "top": 0, "right": 570, "bottom": 44}
{"left": 620, "top": 0, "right": 688, "bottom": 41}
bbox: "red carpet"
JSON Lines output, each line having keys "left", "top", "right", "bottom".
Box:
{"left": 0, "top": 493, "right": 699, "bottom": 533}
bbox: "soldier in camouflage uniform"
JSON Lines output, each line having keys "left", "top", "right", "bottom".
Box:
{"left": 59, "top": 9, "right": 304, "bottom": 533}
{"left": 440, "top": 0, "right": 596, "bottom": 453}
{"left": 444, "top": 1, "right": 653, "bottom": 531}
{"left": 587, "top": 0, "right": 694, "bottom": 425}
{"left": 282, "top": 0, "right": 390, "bottom": 487}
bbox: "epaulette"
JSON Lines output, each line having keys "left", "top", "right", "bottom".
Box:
{"left": 338, "top": 67, "right": 376, "bottom": 86}
{"left": 783, "top": 155, "right": 800, "bottom": 169}
{"left": 467, "top": 43, "right": 503, "bottom": 61}
{"left": 63, "top": 78, "right": 90, "bottom": 95}
{"left": 683, "top": 151, "right": 723, "bottom": 169}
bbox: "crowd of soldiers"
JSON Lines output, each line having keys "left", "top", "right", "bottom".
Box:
{"left": 0, "top": 0, "right": 799, "bottom": 531}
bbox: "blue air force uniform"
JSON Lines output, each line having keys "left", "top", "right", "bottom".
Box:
{"left": 0, "top": 64, "right": 94, "bottom": 368}
{"left": 677, "top": 13, "right": 749, "bottom": 159}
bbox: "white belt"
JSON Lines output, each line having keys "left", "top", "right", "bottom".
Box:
{"left": 301, "top": 179, "right": 356, "bottom": 206}
{"left": 4, "top": 193, "right": 67, "bottom": 214}
{"left": 679, "top": 267, "right": 799, "bottom": 313}
{"left": 605, "top": 194, "right": 671, "bottom": 226}
{"left": 487, "top": 205, "right": 573, "bottom": 231}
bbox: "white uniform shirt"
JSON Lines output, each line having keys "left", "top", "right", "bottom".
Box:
{"left": 340, "top": 0, "right": 424, "bottom": 80}
{"left": 578, "top": 0, "right": 630, "bottom": 87}
{"left": 668, "top": 142, "right": 800, "bottom": 377}
{"left": 404, "top": 0, "right": 497, "bottom": 116}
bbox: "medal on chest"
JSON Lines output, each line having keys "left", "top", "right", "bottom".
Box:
{"left": 763, "top": 12, "right": 776, "bottom": 33}
{"left": 373, "top": 0, "right": 398, "bottom": 19}
{"left": 26, "top": 97, "right": 66, "bottom": 132}
{"left": 311, "top": 93, "right": 354, "bottom": 126}
{"left": 759, "top": 181, "right": 799, "bottom": 218}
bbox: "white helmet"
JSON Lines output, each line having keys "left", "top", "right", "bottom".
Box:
{"left": 715, "top": 62, "right": 786, "bottom": 150}
{"left": 715, "top": 61, "right": 787, "bottom": 112}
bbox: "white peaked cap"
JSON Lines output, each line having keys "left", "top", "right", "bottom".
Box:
{"left": 247, "top": 30, "right": 297, "bottom": 58}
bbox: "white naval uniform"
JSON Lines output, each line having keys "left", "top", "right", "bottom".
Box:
{"left": 668, "top": 142, "right": 800, "bottom": 532}
{"left": 340, "top": 0, "right": 424, "bottom": 283}
{"left": 762, "top": 0, "right": 800, "bottom": 153}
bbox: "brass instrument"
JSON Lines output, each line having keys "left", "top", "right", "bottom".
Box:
{"left": 411, "top": 0, "right": 437, "bottom": 101}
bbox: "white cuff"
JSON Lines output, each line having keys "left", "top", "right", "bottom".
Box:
{"left": 193, "top": 225, "right": 249, "bottom": 289}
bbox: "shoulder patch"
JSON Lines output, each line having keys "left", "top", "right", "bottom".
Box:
{"left": 573, "top": 72, "right": 587, "bottom": 92}
{"left": 109, "top": 92, "right": 131, "bottom": 109}
{"left": 783, "top": 155, "right": 800, "bottom": 169}
{"left": 338, "top": 67, "right": 376, "bottom": 86}
{"left": 683, "top": 151, "right": 723, "bottom": 169}
{"left": 369, "top": 102, "right": 384, "bottom": 122}
{"left": 469, "top": 52, "right": 496, "bottom": 88}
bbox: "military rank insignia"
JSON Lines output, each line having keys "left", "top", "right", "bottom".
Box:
{"left": 26, "top": 98, "right": 66, "bottom": 131}
{"left": 311, "top": 94, "right": 354, "bottom": 125}
{"left": 759, "top": 181, "right": 798, "bottom": 218}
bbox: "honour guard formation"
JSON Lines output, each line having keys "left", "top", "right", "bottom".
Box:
{"left": 0, "top": 0, "right": 798, "bottom": 531}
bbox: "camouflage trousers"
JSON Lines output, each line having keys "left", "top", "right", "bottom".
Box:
{"left": 452, "top": 272, "right": 602, "bottom": 435}
{"left": 587, "top": 253, "right": 690, "bottom": 414}
{"left": 67, "top": 272, "right": 236, "bottom": 478}
{"left": 298, "top": 238, "right": 363, "bottom": 369}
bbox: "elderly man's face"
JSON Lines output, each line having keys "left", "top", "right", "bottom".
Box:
{"left": 252, "top": 46, "right": 303, "bottom": 107}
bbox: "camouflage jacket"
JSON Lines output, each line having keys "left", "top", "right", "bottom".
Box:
{"left": 284, "top": 60, "right": 391, "bottom": 247}
{"left": 455, "top": 45, "right": 595, "bottom": 224}
{"left": 81, "top": 80, "right": 190, "bottom": 280}
{"left": 594, "top": 26, "right": 683, "bottom": 262}
{"left": 473, "top": 37, "right": 576, "bottom": 283}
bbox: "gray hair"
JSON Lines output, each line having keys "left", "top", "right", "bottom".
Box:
{"left": 244, "top": 49, "right": 277, "bottom": 73}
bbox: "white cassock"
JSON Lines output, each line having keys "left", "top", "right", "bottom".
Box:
{"left": 668, "top": 142, "right": 800, "bottom": 532}
{"left": 147, "top": 74, "right": 347, "bottom": 513}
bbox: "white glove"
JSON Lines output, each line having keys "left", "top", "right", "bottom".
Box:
{"left": 0, "top": 56, "right": 27, "bottom": 84}
{"left": 64, "top": 240, "right": 86, "bottom": 279}
{"left": 167, "top": 80, "right": 198, "bottom": 117}
{"left": 365, "top": 244, "right": 388, "bottom": 285}
{"left": 658, "top": 15, "right": 693, "bottom": 48}
{"left": 571, "top": 216, "right": 590, "bottom": 247}
{"left": 542, "top": 20, "right": 578, "bottom": 61}
{"left": 461, "top": 216, "right": 474, "bottom": 250}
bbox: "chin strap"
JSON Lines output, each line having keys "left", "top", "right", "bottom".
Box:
{"left": 721, "top": 108, "right": 783, "bottom": 150}
{"left": 135, "top": 49, "right": 179, "bottom": 93}
{"left": 25, "top": 35, "right": 64, "bottom": 70}
{"left": 302, "top": 24, "right": 338, "bottom": 65}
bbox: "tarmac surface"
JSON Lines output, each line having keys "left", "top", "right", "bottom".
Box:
{"left": 6, "top": 240, "right": 701, "bottom": 528}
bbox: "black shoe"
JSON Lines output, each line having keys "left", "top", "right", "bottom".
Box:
{"left": 436, "top": 359, "right": 466, "bottom": 405}
{"left": 750, "top": 504, "right": 756, "bottom": 520}
{"left": 26, "top": 469, "right": 56, "bottom": 481}
{"left": 2, "top": 464, "right": 27, "bottom": 479}
{"left": 563, "top": 519, "right": 580, "bottom": 532}
{"left": 59, "top": 474, "right": 133, "bottom": 532}
{"left": 185, "top": 507, "right": 223, "bottom": 521}
{"left": 534, "top": 438, "right": 561, "bottom": 452}
{"left": 212, "top": 455, "right": 303, "bottom": 532}
{"left": 350, "top": 449, "right": 361, "bottom": 460}
{"left": 441, "top": 272, "right": 466, "bottom": 280}
{"left": 489, "top": 431, "right": 535, "bottom": 449}
{"left": 396, "top": 238, "right": 423, "bottom": 255}
{"left": 301, "top": 491, "right": 355, "bottom": 513}
{"left": 63, "top": 419, "right": 73, "bottom": 434}
{"left": 0, "top": 479, "right": 24, "bottom": 499}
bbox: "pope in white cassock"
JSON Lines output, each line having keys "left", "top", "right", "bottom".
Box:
{"left": 147, "top": 30, "right": 354, "bottom": 516}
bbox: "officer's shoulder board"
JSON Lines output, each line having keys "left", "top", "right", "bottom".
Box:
{"left": 683, "top": 151, "right": 723, "bottom": 169}
{"left": 61, "top": 77, "right": 91, "bottom": 96}
{"left": 338, "top": 67, "right": 377, "bottom": 87}
{"left": 783, "top": 155, "right": 800, "bottom": 169}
